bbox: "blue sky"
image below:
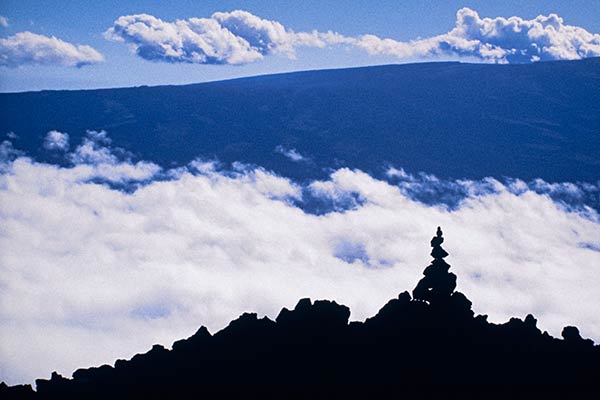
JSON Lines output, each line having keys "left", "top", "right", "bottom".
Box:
{"left": 0, "top": 1, "right": 599, "bottom": 91}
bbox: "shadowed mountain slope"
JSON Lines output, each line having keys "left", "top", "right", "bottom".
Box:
{"left": 1, "top": 58, "right": 600, "bottom": 182}
{"left": 2, "top": 228, "right": 598, "bottom": 398}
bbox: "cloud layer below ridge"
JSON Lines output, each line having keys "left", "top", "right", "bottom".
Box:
{"left": 1, "top": 133, "right": 599, "bottom": 384}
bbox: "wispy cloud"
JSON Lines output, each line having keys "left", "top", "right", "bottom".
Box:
{"left": 1, "top": 135, "right": 599, "bottom": 385}
{"left": 386, "top": 167, "right": 600, "bottom": 212}
{"left": 106, "top": 8, "right": 600, "bottom": 65}
{"left": 275, "top": 145, "right": 308, "bottom": 162}
{"left": 0, "top": 32, "right": 104, "bottom": 67}
{"left": 0, "top": 16, "right": 8, "bottom": 28}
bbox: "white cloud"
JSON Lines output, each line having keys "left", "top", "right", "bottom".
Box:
{"left": 275, "top": 145, "right": 308, "bottom": 162}
{"left": 43, "top": 130, "right": 70, "bottom": 151}
{"left": 0, "top": 140, "right": 23, "bottom": 169}
{"left": 64, "top": 131, "right": 160, "bottom": 183}
{"left": 104, "top": 12, "right": 305, "bottom": 65}
{"left": 0, "top": 32, "right": 104, "bottom": 67}
{"left": 0, "top": 16, "right": 8, "bottom": 28}
{"left": 104, "top": 11, "right": 353, "bottom": 65}
{"left": 189, "top": 159, "right": 220, "bottom": 174}
{"left": 351, "top": 8, "right": 600, "bottom": 63}
{"left": 1, "top": 147, "right": 599, "bottom": 385}
{"left": 212, "top": 10, "right": 319, "bottom": 59}
{"left": 85, "top": 129, "right": 111, "bottom": 144}
{"left": 70, "top": 138, "right": 116, "bottom": 165}
{"left": 105, "top": 8, "right": 600, "bottom": 65}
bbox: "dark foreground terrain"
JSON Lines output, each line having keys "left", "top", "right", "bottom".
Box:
{"left": 2, "top": 228, "right": 598, "bottom": 398}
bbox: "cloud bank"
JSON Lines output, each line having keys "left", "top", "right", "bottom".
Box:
{"left": 1, "top": 134, "right": 599, "bottom": 385}
{"left": 0, "top": 32, "right": 104, "bottom": 67}
{"left": 106, "top": 8, "right": 600, "bottom": 65}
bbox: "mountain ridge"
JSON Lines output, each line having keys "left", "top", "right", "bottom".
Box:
{"left": 2, "top": 57, "right": 599, "bottom": 183}
{"left": 3, "top": 61, "right": 466, "bottom": 95}
{"left": 3, "top": 58, "right": 598, "bottom": 95}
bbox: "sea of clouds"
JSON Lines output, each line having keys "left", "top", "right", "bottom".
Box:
{"left": 1, "top": 131, "right": 599, "bottom": 385}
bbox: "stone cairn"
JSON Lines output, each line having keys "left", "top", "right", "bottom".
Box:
{"left": 412, "top": 227, "right": 457, "bottom": 304}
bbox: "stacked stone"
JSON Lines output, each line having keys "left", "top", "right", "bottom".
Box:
{"left": 412, "top": 227, "right": 457, "bottom": 303}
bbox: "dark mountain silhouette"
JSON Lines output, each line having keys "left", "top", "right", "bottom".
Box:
{"left": 2, "top": 228, "right": 598, "bottom": 398}
{"left": 1, "top": 58, "right": 600, "bottom": 183}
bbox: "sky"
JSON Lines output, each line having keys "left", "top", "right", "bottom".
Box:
{"left": 1, "top": 0, "right": 600, "bottom": 386}
{"left": 1, "top": 0, "right": 600, "bottom": 91}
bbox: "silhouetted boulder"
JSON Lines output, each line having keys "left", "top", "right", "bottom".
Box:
{"left": 562, "top": 326, "right": 595, "bottom": 347}
{"left": 366, "top": 291, "right": 412, "bottom": 324}
{"left": 0, "top": 381, "right": 35, "bottom": 400}
{"left": 445, "top": 291, "right": 474, "bottom": 320}
{"left": 35, "top": 372, "right": 70, "bottom": 397}
{"left": 276, "top": 298, "right": 350, "bottom": 329}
